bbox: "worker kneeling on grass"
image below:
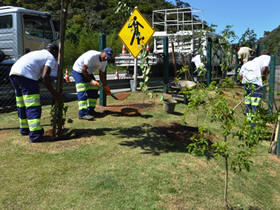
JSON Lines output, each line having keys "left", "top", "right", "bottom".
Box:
{"left": 72, "top": 48, "right": 113, "bottom": 120}
{"left": 9, "top": 43, "right": 60, "bottom": 143}
{"left": 239, "top": 51, "right": 271, "bottom": 126}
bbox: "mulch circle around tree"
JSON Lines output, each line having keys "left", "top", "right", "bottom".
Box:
{"left": 43, "top": 128, "right": 80, "bottom": 141}
{"left": 43, "top": 103, "right": 155, "bottom": 141}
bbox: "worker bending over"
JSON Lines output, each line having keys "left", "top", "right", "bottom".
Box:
{"left": 239, "top": 51, "right": 270, "bottom": 124}
{"left": 72, "top": 48, "right": 113, "bottom": 120}
{"left": 9, "top": 43, "right": 59, "bottom": 143}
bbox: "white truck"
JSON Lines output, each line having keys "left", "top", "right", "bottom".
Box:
{"left": 0, "top": 6, "right": 57, "bottom": 62}
{"left": 0, "top": 6, "right": 58, "bottom": 109}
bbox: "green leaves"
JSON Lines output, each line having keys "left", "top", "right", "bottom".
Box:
{"left": 50, "top": 101, "right": 69, "bottom": 137}
{"left": 212, "top": 141, "right": 229, "bottom": 158}
{"left": 187, "top": 126, "right": 211, "bottom": 156}
{"left": 187, "top": 135, "right": 210, "bottom": 156}
{"left": 183, "top": 75, "right": 275, "bottom": 176}
{"left": 239, "top": 28, "right": 257, "bottom": 49}
{"left": 139, "top": 44, "right": 152, "bottom": 97}
{"left": 231, "top": 149, "right": 253, "bottom": 172}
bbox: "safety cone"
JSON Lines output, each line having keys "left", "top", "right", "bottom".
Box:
{"left": 146, "top": 44, "right": 150, "bottom": 52}
{"left": 114, "top": 69, "right": 119, "bottom": 80}
{"left": 121, "top": 44, "right": 127, "bottom": 56}
{"left": 64, "top": 69, "right": 70, "bottom": 82}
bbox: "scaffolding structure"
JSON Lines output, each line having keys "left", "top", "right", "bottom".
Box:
{"left": 152, "top": 7, "right": 205, "bottom": 55}
{"left": 115, "top": 7, "right": 207, "bottom": 67}
{"left": 152, "top": 7, "right": 204, "bottom": 33}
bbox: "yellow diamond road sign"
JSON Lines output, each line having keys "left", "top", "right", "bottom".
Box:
{"left": 118, "top": 8, "right": 155, "bottom": 58}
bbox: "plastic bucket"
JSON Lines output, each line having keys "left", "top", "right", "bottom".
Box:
{"left": 163, "top": 99, "right": 177, "bottom": 113}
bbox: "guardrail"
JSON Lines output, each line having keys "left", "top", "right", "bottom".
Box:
{"left": 114, "top": 54, "right": 161, "bottom": 66}
{"left": 0, "top": 77, "right": 164, "bottom": 112}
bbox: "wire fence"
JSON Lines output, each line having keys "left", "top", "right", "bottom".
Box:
{"left": 273, "top": 59, "right": 280, "bottom": 110}
{"left": 0, "top": 60, "right": 16, "bottom": 112}
{"left": 0, "top": 60, "right": 61, "bottom": 113}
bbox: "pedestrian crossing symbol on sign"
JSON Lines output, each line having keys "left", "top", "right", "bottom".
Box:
{"left": 118, "top": 8, "right": 155, "bottom": 58}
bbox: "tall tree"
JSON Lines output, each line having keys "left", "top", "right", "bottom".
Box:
{"left": 238, "top": 28, "right": 257, "bottom": 48}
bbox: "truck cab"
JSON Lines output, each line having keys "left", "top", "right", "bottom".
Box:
{"left": 0, "top": 6, "right": 57, "bottom": 109}
{"left": 0, "top": 6, "right": 57, "bottom": 61}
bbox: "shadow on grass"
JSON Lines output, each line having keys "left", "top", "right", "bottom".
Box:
{"left": 0, "top": 126, "right": 20, "bottom": 131}
{"left": 36, "top": 122, "right": 213, "bottom": 160}
{"left": 50, "top": 127, "right": 114, "bottom": 142}
{"left": 229, "top": 205, "right": 262, "bottom": 210}
{"left": 114, "top": 122, "right": 213, "bottom": 158}
{"left": 168, "top": 111, "right": 183, "bottom": 116}
{"left": 93, "top": 109, "right": 153, "bottom": 119}
{"left": 0, "top": 124, "right": 51, "bottom": 131}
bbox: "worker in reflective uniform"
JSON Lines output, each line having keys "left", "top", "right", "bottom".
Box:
{"left": 239, "top": 51, "right": 270, "bottom": 125}
{"left": 9, "top": 43, "right": 59, "bottom": 143}
{"left": 72, "top": 48, "right": 113, "bottom": 120}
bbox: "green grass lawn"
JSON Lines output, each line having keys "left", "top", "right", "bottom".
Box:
{"left": 0, "top": 91, "right": 280, "bottom": 209}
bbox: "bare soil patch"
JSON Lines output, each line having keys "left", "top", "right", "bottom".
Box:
{"left": 113, "top": 92, "right": 131, "bottom": 100}
{"left": 0, "top": 130, "right": 8, "bottom": 140}
{"left": 269, "top": 154, "right": 280, "bottom": 163}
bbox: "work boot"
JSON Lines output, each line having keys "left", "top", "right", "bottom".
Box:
{"left": 79, "top": 115, "right": 94, "bottom": 120}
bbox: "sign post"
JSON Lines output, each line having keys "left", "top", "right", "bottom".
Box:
{"left": 133, "top": 58, "right": 137, "bottom": 91}
{"left": 118, "top": 7, "right": 155, "bottom": 91}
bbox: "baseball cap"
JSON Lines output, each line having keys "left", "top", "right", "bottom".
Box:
{"left": 46, "top": 43, "right": 59, "bottom": 53}
{"left": 104, "top": 47, "right": 113, "bottom": 59}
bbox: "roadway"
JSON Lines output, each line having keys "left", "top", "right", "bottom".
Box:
{"left": 0, "top": 74, "right": 163, "bottom": 113}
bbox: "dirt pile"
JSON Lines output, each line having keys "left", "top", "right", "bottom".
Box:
{"left": 113, "top": 92, "right": 131, "bottom": 100}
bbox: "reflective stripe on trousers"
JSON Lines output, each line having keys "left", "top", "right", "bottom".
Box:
{"left": 72, "top": 70, "right": 99, "bottom": 117}
{"left": 244, "top": 83, "right": 262, "bottom": 125}
{"left": 9, "top": 75, "right": 44, "bottom": 142}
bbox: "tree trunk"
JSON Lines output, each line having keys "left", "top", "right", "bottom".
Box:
{"left": 52, "top": 0, "right": 69, "bottom": 137}
{"left": 224, "top": 135, "right": 229, "bottom": 209}
{"left": 171, "top": 42, "right": 177, "bottom": 78}
{"left": 224, "top": 155, "right": 229, "bottom": 209}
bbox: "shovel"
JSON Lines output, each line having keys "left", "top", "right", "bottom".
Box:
{"left": 110, "top": 92, "right": 131, "bottom": 101}
{"left": 111, "top": 93, "right": 119, "bottom": 100}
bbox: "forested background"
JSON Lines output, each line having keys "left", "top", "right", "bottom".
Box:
{"left": 259, "top": 26, "right": 280, "bottom": 56}
{"left": 1, "top": 0, "right": 180, "bottom": 68}
{"left": 1, "top": 0, "right": 279, "bottom": 67}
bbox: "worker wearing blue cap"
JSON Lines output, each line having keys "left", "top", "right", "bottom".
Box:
{"left": 72, "top": 48, "right": 113, "bottom": 120}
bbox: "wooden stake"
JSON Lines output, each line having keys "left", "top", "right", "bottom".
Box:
{"left": 52, "top": 0, "right": 69, "bottom": 137}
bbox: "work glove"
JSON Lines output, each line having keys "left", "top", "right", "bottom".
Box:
{"left": 104, "top": 84, "right": 111, "bottom": 95}
{"left": 90, "top": 80, "right": 100, "bottom": 87}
